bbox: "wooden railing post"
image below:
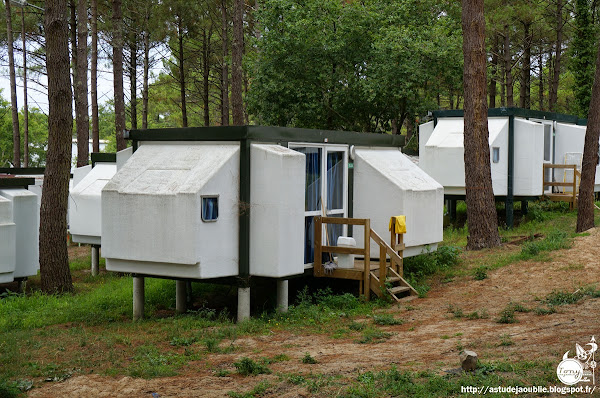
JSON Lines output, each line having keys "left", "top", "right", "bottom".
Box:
{"left": 379, "top": 237, "right": 386, "bottom": 293}
{"left": 314, "top": 216, "right": 322, "bottom": 277}
{"left": 364, "top": 219, "right": 370, "bottom": 301}
{"left": 390, "top": 218, "right": 396, "bottom": 273}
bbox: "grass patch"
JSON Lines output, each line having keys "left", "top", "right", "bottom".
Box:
{"left": 373, "top": 314, "right": 404, "bottom": 326}
{"left": 403, "top": 246, "right": 461, "bottom": 296}
{"left": 473, "top": 266, "right": 488, "bottom": 280}
{"left": 343, "top": 361, "right": 555, "bottom": 398}
{"left": 301, "top": 353, "right": 318, "bottom": 364}
{"left": 496, "top": 308, "right": 517, "bottom": 324}
{"left": 227, "top": 381, "right": 271, "bottom": 398}
{"left": 357, "top": 327, "right": 393, "bottom": 344}
{"left": 543, "top": 286, "right": 600, "bottom": 307}
{"left": 0, "top": 379, "right": 23, "bottom": 398}
{"left": 233, "top": 357, "right": 271, "bottom": 376}
{"left": 534, "top": 306, "right": 556, "bottom": 315}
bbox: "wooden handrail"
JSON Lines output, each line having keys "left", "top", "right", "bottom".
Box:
{"left": 542, "top": 164, "right": 580, "bottom": 209}
{"left": 313, "top": 216, "right": 409, "bottom": 300}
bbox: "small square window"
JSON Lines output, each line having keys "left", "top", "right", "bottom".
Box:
{"left": 492, "top": 147, "right": 500, "bottom": 163}
{"left": 202, "top": 196, "right": 219, "bottom": 222}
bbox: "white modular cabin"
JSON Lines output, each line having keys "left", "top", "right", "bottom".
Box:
{"left": 0, "top": 177, "right": 39, "bottom": 284}
{"left": 419, "top": 108, "right": 596, "bottom": 198}
{"left": 101, "top": 126, "right": 444, "bottom": 319}
{"left": 69, "top": 154, "right": 118, "bottom": 245}
{"left": 102, "top": 127, "right": 444, "bottom": 279}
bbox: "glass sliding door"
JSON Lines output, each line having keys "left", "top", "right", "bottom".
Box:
{"left": 291, "top": 144, "right": 348, "bottom": 265}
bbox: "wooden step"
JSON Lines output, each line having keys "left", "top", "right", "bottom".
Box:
{"left": 388, "top": 286, "right": 410, "bottom": 295}
{"left": 386, "top": 277, "right": 401, "bottom": 283}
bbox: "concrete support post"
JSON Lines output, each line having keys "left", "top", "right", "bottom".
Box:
{"left": 91, "top": 245, "right": 100, "bottom": 276}
{"left": 276, "top": 279, "right": 289, "bottom": 313}
{"left": 237, "top": 287, "right": 251, "bottom": 322}
{"left": 448, "top": 199, "right": 457, "bottom": 221}
{"left": 521, "top": 200, "right": 528, "bottom": 215}
{"left": 133, "top": 276, "right": 145, "bottom": 321}
{"left": 176, "top": 280, "right": 187, "bottom": 314}
{"left": 17, "top": 279, "right": 26, "bottom": 293}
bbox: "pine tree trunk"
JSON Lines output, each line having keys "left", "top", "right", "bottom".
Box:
{"left": 90, "top": 0, "right": 99, "bottom": 152}
{"left": 539, "top": 48, "right": 545, "bottom": 110}
{"left": 41, "top": 0, "right": 74, "bottom": 294}
{"left": 142, "top": 26, "right": 149, "bottom": 130}
{"left": 549, "top": 0, "right": 564, "bottom": 111}
{"left": 520, "top": 22, "right": 531, "bottom": 109}
{"left": 576, "top": 41, "right": 600, "bottom": 232}
{"left": 504, "top": 24, "right": 513, "bottom": 107}
{"left": 112, "top": 0, "right": 126, "bottom": 150}
{"left": 69, "top": 0, "right": 77, "bottom": 83}
{"left": 461, "top": 0, "right": 501, "bottom": 250}
{"left": 21, "top": 10, "right": 28, "bottom": 167}
{"left": 202, "top": 28, "right": 210, "bottom": 127}
{"left": 75, "top": 0, "right": 89, "bottom": 167}
{"left": 489, "top": 34, "right": 498, "bottom": 108}
{"left": 5, "top": 0, "right": 20, "bottom": 167}
{"left": 177, "top": 17, "right": 187, "bottom": 128}
{"left": 231, "top": 0, "right": 244, "bottom": 125}
{"left": 221, "top": 0, "right": 229, "bottom": 126}
{"left": 129, "top": 38, "right": 137, "bottom": 130}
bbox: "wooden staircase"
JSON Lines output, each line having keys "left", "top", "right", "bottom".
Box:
{"left": 369, "top": 267, "right": 416, "bottom": 301}
{"left": 312, "top": 216, "right": 418, "bottom": 302}
{"left": 368, "top": 227, "right": 418, "bottom": 301}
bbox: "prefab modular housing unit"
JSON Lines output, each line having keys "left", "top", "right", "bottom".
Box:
{"left": 0, "top": 177, "right": 39, "bottom": 284}
{"left": 69, "top": 153, "right": 118, "bottom": 246}
{"left": 419, "top": 108, "right": 591, "bottom": 227}
{"left": 101, "top": 126, "right": 444, "bottom": 311}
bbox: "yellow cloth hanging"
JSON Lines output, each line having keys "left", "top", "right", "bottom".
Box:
{"left": 388, "top": 215, "right": 406, "bottom": 234}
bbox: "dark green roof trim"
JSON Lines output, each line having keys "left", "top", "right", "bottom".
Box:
{"left": 126, "top": 125, "right": 405, "bottom": 147}
{"left": 0, "top": 167, "right": 45, "bottom": 175}
{"left": 433, "top": 107, "right": 587, "bottom": 125}
{"left": 0, "top": 177, "right": 35, "bottom": 188}
{"left": 91, "top": 152, "right": 117, "bottom": 167}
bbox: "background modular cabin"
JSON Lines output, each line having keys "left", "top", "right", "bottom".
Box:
{"left": 0, "top": 177, "right": 39, "bottom": 287}
{"left": 418, "top": 108, "right": 592, "bottom": 227}
{"left": 101, "top": 126, "right": 443, "bottom": 320}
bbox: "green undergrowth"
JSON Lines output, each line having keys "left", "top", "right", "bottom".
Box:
{"left": 341, "top": 361, "right": 555, "bottom": 398}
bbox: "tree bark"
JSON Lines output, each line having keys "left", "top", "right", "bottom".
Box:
{"left": 129, "top": 36, "right": 137, "bottom": 130}
{"left": 142, "top": 8, "right": 150, "bottom": 130}
{"left": 21, "top": 9, "right": 28, "bottom": 167}
{"left": 41, "top": 0, "right": 74, "bottom": 294}
{"left": 549, "top": 0, "right": 564, "bottom": 111}
{"left": 461, "top": 0, "right": 501, "bottom": 250}
{"left": 112, "top": 0, "right": 126, "bottom": 150}
{"left": 176, "top": 17, "right": 188, "bottom": 128}
{"left": 576, "top": 40, "right": 600, "bottom": 232}
{"left": 489, "top": 34, "right": 498, "bottom": 108}
{"left": 90, "top": 0, "right": 99, "bottom": 152}
{"left": 69, "top": 0, "right": 77, "bottom": 83}
{"left": 231, "top": 0, "right": 244, "bottom": 125}
{"left": 221, "top": 0, "right": 229, "bottom": 126}
{"left": 75, "top": 0, "right": 89, "bottom": 167}
{"left": 519, "top": 21, "right": 531, "bottom": 109}
{"left": 503, "top": 24, "right": 513, "bottom": 107}
{"left": 5, "top": 0, "right": 20, "bottom": 167}
{"left": 539, "top": 47, "right": 545, "bottom": 110}
{"left": 202, "top": 27, "right": 211, "bottom": 127}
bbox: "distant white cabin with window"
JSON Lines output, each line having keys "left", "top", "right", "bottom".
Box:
{"left": 418, "top": 108, "right": 600, "bottom": 197}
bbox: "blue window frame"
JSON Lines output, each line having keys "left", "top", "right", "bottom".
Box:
{"left": 202, "top": 196, "right": 219, "bottom": 222}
